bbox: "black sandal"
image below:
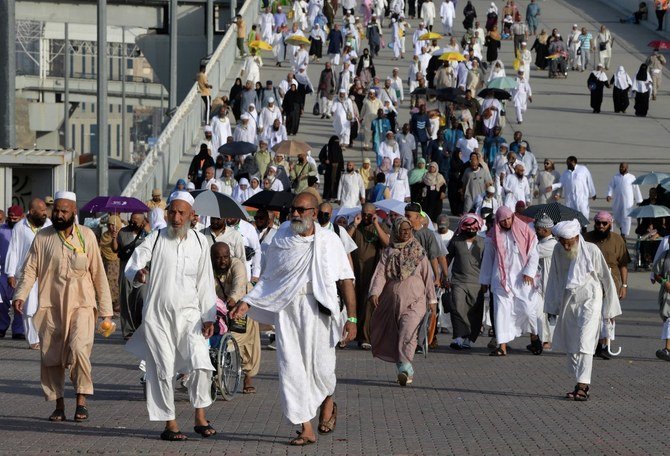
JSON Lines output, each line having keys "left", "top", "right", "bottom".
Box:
{"left": 289, "top": 430, "right": 316, "bottom": 446}
{"left": 573, "top": 384, "right": 590, "bottom": 402}
{"left": 73, "top": 405, "right": 89, "bottom": 422}
{"left": 489, "top": 347, "right": 507, "bottom": 356}
{"left": 194, "top": 421, "right": 217, "bottom": 438}
{"left": 160, "top": 429, "right": 188, "bottom": 441}
{"left": 49, "top": 409, "right": 66, "bottom": 422}
{"left": 530, "top": 338, "right": 543, "bottom": 355}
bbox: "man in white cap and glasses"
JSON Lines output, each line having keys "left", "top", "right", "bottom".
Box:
{"left": 125, "top": 191, "right": 217, "bottom": 441}
{"left": 13, "top": 191, "right": 112, "bottom": 423}
{"left": 545, "top": 219, "right": 621, "bottom": 401}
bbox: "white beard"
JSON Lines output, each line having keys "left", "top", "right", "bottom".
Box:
{"left": 563, "top": 242, "right": 579, "bottom": 260}
{"left": 167, "top": 224, "right": 190, "bottom": 239}
{"left": 290, "top": 218, "right": 313, "bottom": 235}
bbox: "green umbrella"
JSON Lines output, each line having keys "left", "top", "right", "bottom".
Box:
{"left": 487, "top": 77, "right": 518, "bottom": 90}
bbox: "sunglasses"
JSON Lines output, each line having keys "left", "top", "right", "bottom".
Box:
{"left": 290, "top": 206, "right": 315, "bottom": 214}
{"left": 594, "top": 220, "right": 610, "bottom": 226}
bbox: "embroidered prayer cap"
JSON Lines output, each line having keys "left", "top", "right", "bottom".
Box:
{"left": 54, "top": 190, "right": 77, "bottom": 202}
{"left": 552, "top": 219, "right": 581, "bottom": 239}
{"left": 594, "top": 211, "right": 613, "bottom": 223}
{"left": 169, "top": 191, "right": 195, "bottom": 207}
{"left": 534, "top": 213, "right": 554, "bottom": 229}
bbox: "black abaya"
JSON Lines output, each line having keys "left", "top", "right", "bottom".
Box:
{"left": 634, "top": 91, "right": 650, "bottom": 117}
{"left": 588, "top": 73, "right": 609, "bottom": 113}
{"left": 611, "top": 85, "right": 630, "bottom": 113}
{"left": 282, "top": 89, "right": 302, "bottom": 135}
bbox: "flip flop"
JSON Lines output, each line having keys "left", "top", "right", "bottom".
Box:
{"left": 194, "top": 421, "right": 217, "bottom": 438}
{"left": 49, "top": 409, "right": 66, "bottom": 422}
{"left": 73, "top": 405, "right": 89, "bottom": 422}
{"left": 160, "top": 429, "right": 188, "bottom": 441}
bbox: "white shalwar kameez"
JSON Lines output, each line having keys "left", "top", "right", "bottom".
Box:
{"left": 502, "top": 174, "right": 531, "bottom": 210}
{"left": 512, "top": 78, "right": 532, "bottom": 123}
{"left": 5, "top": 217, "right": 52, "bottom": 345}
{"left": 337, "top": 171, "right": 366, "bottom": 208}
{"left": 551, "top": 165, "right": 596, "bottom": 220}
{"left": 386, "top": 167, "right": 411, "bottom": 201}
{"left": 440, "top": 1, "right": 456, "bottom": 35}
{"left": 421, "top": 1, "right": 436, "bottom": 29}
{"left": 331, "top": 97, "right": 354, "bottom": 145}
{"left": 242, "top": 223, "right": 354, "bottom": 425}
{"left": 520, "top": 49, "right": 532, "bottom": 81}
{"left": 259, "top": 11, "right": 275, "bottom": 43}
{"left": 125, "top": 229, "right": 216, "bottom": 421}
{"left": 607, "top": 173, "right": 643, "bottom": 236}
{"left": 535, "top": 235, "right": 557, "bottom": 343}
{"left": 480, "top": 231, "right": 540, "bottom": 344}
{"left": 211, "top": 115, "right": 232, "bottom": 153}
{"left": 544, "top": 235, "right": 622, "bottom": 385}
{"left": 378, "top": 140, "right": 400, "bottom": 163}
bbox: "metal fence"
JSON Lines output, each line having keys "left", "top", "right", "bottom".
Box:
{"left": 121, "top": 0, "right": 258, "bottom": 199}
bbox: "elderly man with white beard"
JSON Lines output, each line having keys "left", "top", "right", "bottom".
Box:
{"left": 545, "top": 219, "right": 622, "bottom": 402}
{"left": 229, "top": 192, "right": 357, "bottom": 446}
{"left": 125, "top": 192, "right": 217, "bottom": 441}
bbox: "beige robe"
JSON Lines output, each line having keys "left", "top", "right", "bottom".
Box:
{"left": 214, "top": 257, "right": 260, "bottom": 377}
{"left": 14, "top": 225, "right": 112, "bottom": 400}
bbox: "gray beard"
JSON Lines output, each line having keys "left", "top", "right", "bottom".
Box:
{"left": 167, "top": 224, "right": 190, "bottom": 239}
{"left": 290, "top": 218, "right": 312, "bottom": 235}
{"left": 563, "top": 242, "right": 579, "bottom": 260}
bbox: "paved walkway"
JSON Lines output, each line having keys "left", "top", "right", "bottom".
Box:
{"left": 2, "top": 1, "right": 670, "bottom": 454}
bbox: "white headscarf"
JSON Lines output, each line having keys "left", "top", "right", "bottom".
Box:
{"left": 591, "top": 67, "right": 608, "bottom": 82}
{"left": 149, "top": 207, "right": 167, "bottom": 231}
{"left": 488, "top": 2, "right": 498, "bottom": 14}
{"left": 613, "top": 66, "right": 632, "bottom": 90}
{"left": 552, "top": 220, "right": 593, "bottom": 289}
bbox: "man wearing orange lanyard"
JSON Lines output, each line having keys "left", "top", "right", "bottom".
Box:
{"left": 13, "top": 191, "right": 112, "bottom": 423}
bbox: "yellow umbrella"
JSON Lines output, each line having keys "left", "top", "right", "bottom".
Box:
{"left": 250, "top": 40, "right": 273, "bottom": 51}
{"left": 284, "top": 35, "right": 311, "bottom": 46}
{"left": 438, "top": 52, "right": 466, "bottom": 62}
{"left": 418, "top": 32, "right": 443, "bottom": 41}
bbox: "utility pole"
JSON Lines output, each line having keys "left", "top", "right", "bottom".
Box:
{"left": 0, "top": 0, "right": 16, "bottom": 148}
{"left": 169, "top": 0, "right": 178, "bottom": 111}
{"left": 206, "top": 0, "right": 214, "bottom": 56}
{"left": 121, "top": 26, "right": 128, "bottom": 162}
{"left": 64, "top": 23, "right": 70, "bottom": 151}
{"left": 97, "top": 0, "right": 108, "bottom": 195}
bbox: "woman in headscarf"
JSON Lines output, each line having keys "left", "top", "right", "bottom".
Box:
{"left": 309, "top": 24, "right": 326, "bottom": 61}
{"left": 486, "top": 2, "right": 499, "bottom": 31}
{"left": 99, "top": 214, "right": 123, "bottom": 314}
{"left": 487, "top": 59, "right": 506, "bottom": 82}
{"left": 318, "top": 135, "right": 344, "bottom": 201}
{"left": 188, "top": 144, "right": 216, "bottom": 188}
{"left": 378, "top": 156, "right": 393, "bottom": 175}
{"left": 632, "top": 63, "right": 653, "bottom": 117}
{"left": 448, "top": 150, "right": 465, "bottom": 216}
{"left": 368, "top": 217, "right": 437, "bottom": 386}
{"left": 485, "top": 25, "right": 502, "bottom": 65}
{"left": 282, "top": 82, "right": 302, "bottom": 135}
{"left": 356, "top": 48, "right": 376, "bottom": 87}
{"left": 409, "top": 158, "right": 428, "bottom": 203}
{"left": 587, "top": 64, "right": 610, "bottom": 113}
{"left": 248, "top": 176, "right": 262, "bottom": 196}
{"left": 422, "top": 162, "right": 448, "bottom": 222}
{"left": 463, "top": 1, "right": 477, "bottom": 30}
{"left": 531, "top": 29, "right": 549, "bottom": 70}
{"left": 231, "top": 177, "right": 254, "bottom": 204}
{"left": 610, "top": 66, "right": 632, "bottom": 113}
{"left": 173, "top": 178, "right": 187, "bottom": 192}
{"left": 229, "top": 77, "right": 244, "bottom": 121}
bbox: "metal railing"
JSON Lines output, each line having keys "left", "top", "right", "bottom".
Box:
{"left": 121, "top": 0, "right": 258, "bottom": 199}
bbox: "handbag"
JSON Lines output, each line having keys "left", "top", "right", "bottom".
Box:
{"left": 312, "top": 101, "right": 320, "bottom": 116}
{"left": 599, "top": 42, "right": 607, "bottom": 51}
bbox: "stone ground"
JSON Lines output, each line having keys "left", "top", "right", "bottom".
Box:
{"left": 2, "top": 0, "right": 670, "bottom": 454}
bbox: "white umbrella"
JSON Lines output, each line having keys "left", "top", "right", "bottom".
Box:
{"left": 333, "top": 206, "right": 361, "bottom": 221}
{"left": 632, "top": 172, "right": 670, "bottom": 185}
{"left": 628, "top": 204, "right": 670, "bottom": 219}
{"left": 373, "top": 199, "right": 407, "bottom": 215}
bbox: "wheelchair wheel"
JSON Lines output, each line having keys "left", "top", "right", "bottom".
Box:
{"left": 216, "top": 333, "right": 242, "bottom": 401}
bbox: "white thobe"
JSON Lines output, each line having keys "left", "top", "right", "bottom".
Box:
{"left": 391, "top": 75, "right": 404, "bottom": 102}
{"left": 378, "top": 141, "right": 400, "bottom": 163}
{"left": 337, "top": 171, "right": 366, "bottom": 208}
{"left": 552, "top": 165, "right": 596, "bottom": 220}
{"left": 386, "top": 168, "right": 411, "bottom": 201}
{"left": 210, "top": 116, "right": 232, "bottom": 154}
{"left": 607, "top": 173, "right": 643, "bottom": 236}
{"left": 125, "top": 229, "right": 216, "bottom": 421}
{"left": 233, "top": 124, "right": 257, "bottom": 145}
{"left": 331, "top": 98, "right": 354, "bottom": 144}
{"left": 421, "top": 2, "right": 436, "bottom": 27}
{"left": 380, "top": 86, "right": 398, "bottom": 107}
{"left": 512, "top": 79, "right": 532, "bottom": 123}
{"left": 292, "top": 49, "right": 310, "bottom": 73}
{"left": 219, "top": 178, "right": 237, "bottom": 196}
{"left": 502, "top": 174, "right": 531, "bottom": 210}
{"left": 480, "top": 231, "right": 540, "bottom": 344}
{"left": 5, "top": 218, "right": 52, "bottom": 344}
{"left": 481, "top": 98, "right": 502, "bottom": 130}
{"left": 272, "top": 31, "right": 286, "bottom": 63}
{"left": 258, "top": 106, "right": 282, "bottom": 132}
{"left": 201, "top": 226, "right": 246, "bottom": 263}
{"left": 234, "top": 219, "right": 262, "bottom": 280}
{"left": 413, "top": 28, "right": 429, "bottom": 56}
{"left": 242, "top": 223, "right": 353, "bottom": 424}
{"left": 263, "top": 125, "right": 288, "bottom": 149}
{"left": 520, "top": 49, "right": 532, "bottom": 81}
{"left": 440, "top": 1, "right": 456, "bottom": 35}
{"left": 535, "top": 235, "right": 557, "bottom": 343}
{"left": 241, "top": 56, "right": 261, "bottom": 86}
{"left": 259, "top": 12, "right": 275, "bottom": 43}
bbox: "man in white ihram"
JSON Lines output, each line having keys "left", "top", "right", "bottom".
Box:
{"left": 545, "top": 219, "right": 621, "bottom": 401}
{"left": 548, "top": 156, "right": 596, "bottom": 220}
{"left": 606, "top": 162, "right": 642, "bottom": 238}
{"left": 125, "top": 191, "right": 217, "bottom": 441}
{"left": 230, "top": 192, "right": 357, "bottom": 446}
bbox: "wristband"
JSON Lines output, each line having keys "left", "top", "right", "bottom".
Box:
{"left": 347, "top": 317, "right": 358, "bottom": 324}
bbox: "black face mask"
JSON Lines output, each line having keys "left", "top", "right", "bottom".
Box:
{"left": 463, "top": 231, "right": 477, "bottom": 239}
{"left": 317, "top": 211, "right": 331, "bottom": 225}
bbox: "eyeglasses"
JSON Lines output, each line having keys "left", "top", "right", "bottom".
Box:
{"left": 290, "top": 206, "right": 315, "bottom": 214}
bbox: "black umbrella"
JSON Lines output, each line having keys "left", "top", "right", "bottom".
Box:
{"left": 189, "top": 189, "right": 250, "bottom": 219}
{"left": 522, "top": 202, "right": 589, "bottom": 227}
{"left": 410, "top": 87, "right": 428, "bottom": 95}
{"left": 218, "top": 141, "right": 257, "bottom": 157}
{"left": 477, "top": 87, "right": 512, "bottom": 100}
{"left": 433, "top": 87, "right": 465, "bottom": 102}
{"left": 243, "top": 190, "right": 295, "bottom": 212}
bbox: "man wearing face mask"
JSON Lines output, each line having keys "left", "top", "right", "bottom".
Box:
{"left": 337, "top": 162, "right": 366, "bottom": 209}
{"left": 0, "top": 205, "right": 26, "bottom": 340}
{"left": 13, "top": 191, "right": 112, "bottom": 423}
{"left": 317, "top": 203, "right": 357, "bottom": 261}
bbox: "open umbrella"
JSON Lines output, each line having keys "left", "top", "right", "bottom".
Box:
{"left": 285, "top": 35, "right": 310, "bottom": 46}
{"left": 272, "top": 139, "right": 311, "bottom": 157}
{"left": 628, "top": 204, "right": 670, "bottom": 219}
{"left": 438, "top": 52, "right": 466, "bottom": 62}
{"left": 333, "top": 206, "right": 361, "bottom": 221}
{"left": 81, "top": 196, "right": 149, "bottom": 214}
{"left": 432, "top": 87, "right": 465, "bottom": 102}
{"left": 487, "top": 77, "right": 518, "bottom": 90}
{"left": 190, "top": 189, "right": 250, "bottom": 220}
{"left": 218, "top": 141, "right": 257, "bottom": 157}
{"left": 661, "top": 178, "right": 670, "bottom": 192}
{"left": 632, "top": 172, "right": 670, "bottom": 185}
{"left": 419, "top": 32, "right": 443, "bottom": 41}
{"left": 374, "top": 199, "right": 408, "bottom": 215}
{"left": 522, "top": 202, "right": 589, "bottom": 226}
{"left": 648, "top": 40, "right": 670, "bottom": 50}
{"left": 249, "top": 40, "right": 273, "bottom": 51}
{"left": 478, "top": 87, "right": 512, "bottom": 100}
{"left": 242, "top": 190, "right": 294, "bottom": 212}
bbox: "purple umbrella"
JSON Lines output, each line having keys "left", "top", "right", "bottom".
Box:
{"left": 81, "top": 196, "right": 150, "bottom": 214}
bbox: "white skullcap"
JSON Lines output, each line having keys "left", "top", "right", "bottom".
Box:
{"left": 241, "top": 113, "right": 250, "bottom": 120}
{"left": 369, "top": 89, "right": 376, "bottom": 94}
{"left": 239, "top": 178, "right": 250, "bottom": 186}
{"left": 169, "top": 191, "right": 194, "bottom": 206}
{"left": 521, "top": 41, "right": 527, "bottom": 45}
{"left": 339, "top": 88, "right": 347, "bottom": 93}
{"left": 54, "top": 190, "right": 76, "bottom": 202}
{"left": 552, "top": 220, "right": 581, "bottom": 239}
{"left": 269, "top": 165, "right": 278, "bottom": 172}
{"left": 250, "top": 176, "right": 260, "bottom": 182}
{"left": 248, "top": 103, "right": 255, "bottom": 108}
{"left": 268, "top": 97, "right": 275, "bottom": 103}
{"left": 486, "top": 185, "right": 496, "bottom": 193}
{"left": 204, "top": 125, "right": 213, "bottom": 133}
{"left": 186, "top": 182, "right": 196, "bottom": 190}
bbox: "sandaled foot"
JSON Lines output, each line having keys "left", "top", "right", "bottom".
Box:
{"left": 489, "top": 347, "right": 507, "bottom": 356}
{"left": 574, "top": 384, "right": 590, "bottom": 402}
{"left": 243, "top": 386, "right": 257, "bottom": 394}
{"left": 289, "top": 431, "right": 316, "bottom": 446}
{"left": 194, "top": 421, "right": 216, "bottom": 438}
{"left": 397, "top": 371, "right": 409, "bottom": 386}
{"left": 29, "top": 343, "right": 40, "bottom": 350}
{"left": 160, "top": 429, "right": 188, "bottom": 441}
{"left": 318, "top": 402, "right": 337, "bottom": 434}
{"left": 74, "top": 405, "right": 89, "bottom": 422}
{"left": 49, "top": 409, "right": 66, "bottom": 422}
